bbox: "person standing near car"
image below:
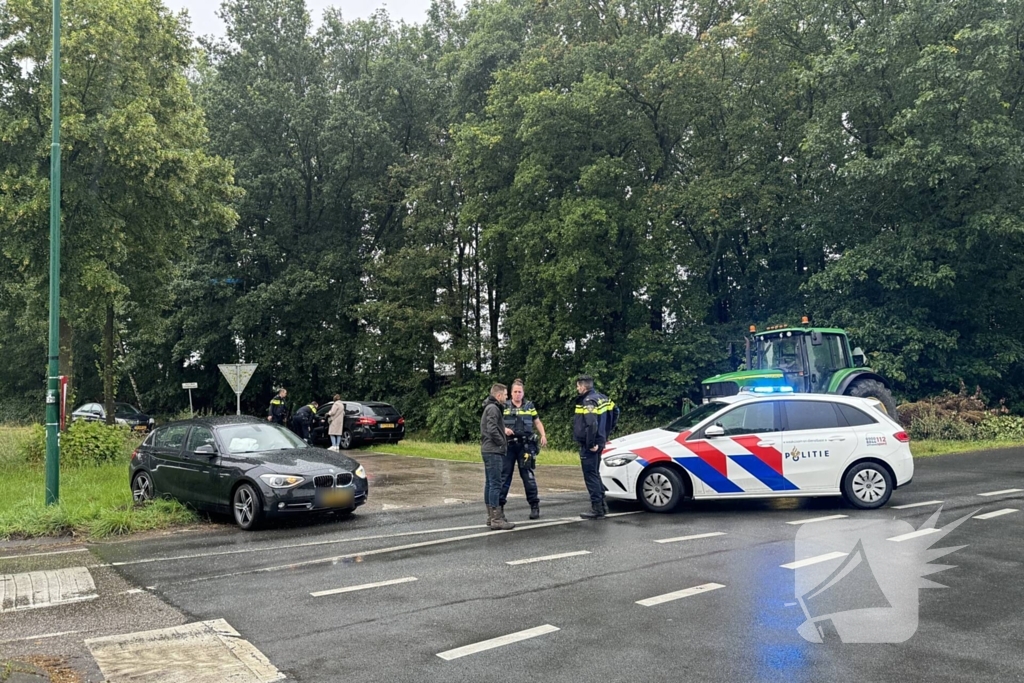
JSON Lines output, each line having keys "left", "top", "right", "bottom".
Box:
{"left": 268, "top": 388, "right": 288, "bottom": 425}
{"left": 327, "top": 395, "right": 346, "bottom": 450}
{"left": 482, "top": 384, "right": 514, "bottom": 530}
{"left": 499, "top": 379, "right": 548, "bottom": 520}
{"left": 291, "top": 400, "right": 318, "bottom": 444}
{"left": 573, "top": 374, "right": 619, "bottom": 519}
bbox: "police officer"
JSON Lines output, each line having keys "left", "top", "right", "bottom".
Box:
{"left": 291, "top": 400, "right": 318, "bottom": 444}
{"left": 267, "top": 388, "right": 288, "bottom": 425}
{"left": 572, "top": 375, "right": 618, "bottom": 519}
{"left": 499, "top": 379, "right": 549, "bottom": 520}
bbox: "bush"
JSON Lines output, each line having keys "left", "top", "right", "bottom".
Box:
{"left": 427, "top": 381, "right": 491, "bottom": 443}
{"left": 976, "top": 415, "right": 1024, "bottom": 441}
{"left": 19, "top": 421, "right": 137, "bottom": 467}
{"left": 905, "top": 407, "right": 979, "bottom": 441}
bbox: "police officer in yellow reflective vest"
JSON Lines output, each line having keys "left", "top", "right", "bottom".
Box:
{"left": 268, "top": 388, "right": 288, "bottom": 425}
{"left": 573, "top": 375, "right": 619, "bottom": 519}
{"left": 291, "top": 401, "right": 318, "bottom": 444}
{"left": 499, "top": 379, "right": 549, "bottom": 520}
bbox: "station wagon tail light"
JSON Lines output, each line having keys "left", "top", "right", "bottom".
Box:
{"left": 131, "top": 449, "right": 140, "bottom": 461}
{"left": 357, "top": 416, "right": 377, "bottom": 426}
{"left": 894, "top": 431, "right": 911, "bottom": 443}
{"left": 398, "top": 417, "right": 405, "bottom": 425}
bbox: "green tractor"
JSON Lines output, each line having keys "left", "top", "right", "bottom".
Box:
{"left": 702, "top": 319, "right": 899, "bottom": 419}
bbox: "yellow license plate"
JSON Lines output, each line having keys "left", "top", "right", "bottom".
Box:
{"left": 380, "top": 423, "right": 395, "bottom": 428}
{"left": 320, "top": 489, "right": 354, "bottom": 508}
{"left": 133, "top": 425, "right": 148, "bottom": 432}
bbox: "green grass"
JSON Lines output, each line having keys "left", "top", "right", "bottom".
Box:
{"left": 367, "top": 439, "right": 583, "bottom": 465}
{"left": 369, "top": 436, "right": 1024, "bottom": 464}
{"left": 910, "top": 439, "right": 1024, "bottom": 457}
{"left": 0, "top": 426, "right": 196, "bottom": 540}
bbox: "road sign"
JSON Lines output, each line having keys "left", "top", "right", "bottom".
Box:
{"left": 181, "top": 382, "right": 198, "bottom": 390}
{"left": 218, "top": 363, "right": 258, "bottom": 415}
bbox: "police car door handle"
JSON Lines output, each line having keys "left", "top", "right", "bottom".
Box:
{"left": 828, "top": 435, "right": 847, "bottom": 441}
{"left": 757, "top": 441, "right": 777, "bottom": 448}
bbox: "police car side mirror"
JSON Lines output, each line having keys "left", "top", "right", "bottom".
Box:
{"left": 705, "top": 424, "right": 726, "bottom": 438}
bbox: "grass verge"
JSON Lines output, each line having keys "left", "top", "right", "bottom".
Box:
{"left": 910, "top": 439, "right": 1024, "bottom": 457}
{"left": 0, "top": 427, "right": 196, "bottom": 540}
{"left": 367, "top": 439, "right": 582, "bottom": 465}
{"left": 369, "top": 436, "right": 1024, "bottom": 463}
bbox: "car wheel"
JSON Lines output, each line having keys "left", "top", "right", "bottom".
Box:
{"left": 639, "top": 466, "right": 684, "bottom": 513}
{"left": 841, "top": 461, "right": 893, "bottom": 509}
{"left": 339, "top": 430, "right": 353, "bottom": 449}
{"left": 232, "top": 483, "right": 263, "bottom": 530}
{"left": 131, "top": 471, "right": 154, "bottom": 504}
{"left": 846, "top": 379, "right": 899, "bottom": 421}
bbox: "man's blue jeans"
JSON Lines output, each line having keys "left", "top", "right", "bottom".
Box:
{"left": 482, "top": 451, "right": 505, "bottom": 508}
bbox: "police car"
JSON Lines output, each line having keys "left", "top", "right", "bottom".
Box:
{"left": 600, "top": 391, "right": 912, "bottom": 512}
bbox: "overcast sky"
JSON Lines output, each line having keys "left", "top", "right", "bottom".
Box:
{"left": 163, "top": 0, "right": 435, "bottom": 39}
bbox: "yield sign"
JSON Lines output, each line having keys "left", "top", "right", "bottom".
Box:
{"left": 218, "top": 363, "right": 258, "bottom": 394}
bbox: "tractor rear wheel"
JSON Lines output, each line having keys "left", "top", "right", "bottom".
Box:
{"left": 846, "top": 379, "right": 898, "bottom": 422}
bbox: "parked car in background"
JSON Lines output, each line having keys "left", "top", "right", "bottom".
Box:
{"left": 312, "top": 401, "right": 405, "bottom": 449}
{"left": 129, "top": 416, "right": 368, "bottom": 530}
{"left": 71, "top": 402, "right": 155, "bottom": 433}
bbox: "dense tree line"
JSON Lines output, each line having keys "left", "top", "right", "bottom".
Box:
{"left": 2, "top": 0, "right": 1023, "bottom": 440}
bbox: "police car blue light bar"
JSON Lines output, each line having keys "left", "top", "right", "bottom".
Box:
{"left": 741, "top": 385, "right": 795, "bottom": 394}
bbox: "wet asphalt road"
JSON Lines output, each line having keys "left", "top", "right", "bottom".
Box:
{"left": 4, "top": 449, "right": 1023, "bottom": 682}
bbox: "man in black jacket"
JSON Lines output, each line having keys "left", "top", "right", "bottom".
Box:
{"left": 481, "top": 384, "right": 514, "bottom": 530}
{"left": 573, "top": 375, "right": 619, "bottom": 519}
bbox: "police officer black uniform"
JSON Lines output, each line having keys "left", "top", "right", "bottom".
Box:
{"left": 291, "top": 401, "right": 318, "bottom": 444}
{"left": 572, "top": 375, "right": 619, "bottom": 519}
{"left": 499, "top": 379, "right": 548, "bottom": 520}
{"left": 268, "top": 388, "right": 288, "bottom": 425}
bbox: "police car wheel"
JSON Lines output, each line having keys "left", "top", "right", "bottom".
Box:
{"left": 841, "top": 462, "right": 893, "bottom": 509}
{"left": 639, "top": 466, "right": 683, "bottom": 513}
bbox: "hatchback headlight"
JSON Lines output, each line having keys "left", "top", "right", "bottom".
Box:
{"left": 259, "top": 474, "right": 305, "bottom": 489}
{"left": 354, "top": 465, "right": 366, "bottom": 479}
{"left": 603, "top": 453, "right": 638, "bottom": 468}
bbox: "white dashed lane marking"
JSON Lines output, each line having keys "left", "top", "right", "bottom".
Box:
{"left": 978, "top": 489, "right": 1023, "bottom": 497}
{"left": 506, "top": 551, "right": 590, "bottom": 566}
{"left": 887, "top": 528, "right": 942, "bottom": 543}
{"left": 786, "top": 514, "right": 848, "bottom": 526}
{"left": 636, "top": 583, "right": 725, "bottom": 607}
{"left": 974, "top": 508, "right": 1019, "bottom": 520}
{"left": 892, "top": 500, "right": 944, "bottom": 509}
{"left": 437, "top": 625, "right": 560, "bottom": 661}
{"left": 1, "top": 566, "right": 97, "bottom": 613}
{"left": 780, "top": 552, "right": 848, "bottom": 570}
{"left": 310, "top": 576, "right": 418, "bottom": 597}
{"left": 0, "top": 547, "right": 89, "bottom": 561}
{"left": 86, "top": 619, "right": 284, "bottom": 683}
{"left": 654, "top": 532, "right": 726, "bottom": 544}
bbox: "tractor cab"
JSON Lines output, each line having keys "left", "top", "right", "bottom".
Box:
{"left": 702, "top": 318, "right": 897, "bottom": 419}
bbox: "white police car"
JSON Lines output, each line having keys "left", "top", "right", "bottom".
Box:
{"left": 600, "top": 392, "right": 912, "bottom": 512}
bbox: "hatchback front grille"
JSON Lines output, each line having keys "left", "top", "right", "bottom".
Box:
{"left": 336, "top": 472, "right": 353, "bottom": 487}
{"left": 314, "top": 475, "right": 335, "bottom": 488}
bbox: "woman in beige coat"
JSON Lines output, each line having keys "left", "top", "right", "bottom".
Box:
{"left": 327, "top": 394, "right": 346, "bottom": 450}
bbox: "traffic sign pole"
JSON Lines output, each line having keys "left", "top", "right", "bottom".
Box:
{"left": 217, "top": 364, "right": 258, "bottom": 416}
{"left": 181, "top": 382, "right": 198, "bottom": 418}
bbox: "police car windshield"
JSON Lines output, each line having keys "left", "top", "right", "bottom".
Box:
{"left": 663, "top": 402, "right": 725, "bottom": 432}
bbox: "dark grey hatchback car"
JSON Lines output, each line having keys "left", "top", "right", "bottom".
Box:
{"left": 129, "top": 416, "right": 368, "bottom": 530}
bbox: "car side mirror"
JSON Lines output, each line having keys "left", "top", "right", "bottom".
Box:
{"left": 852, "top": 347, "right": 866, "bottom": 367}
{"left": 194, "top": 444, "right": 217, "bottom": 457}
{"left": 705, "top": 424, "right": 725, "bottom": 438}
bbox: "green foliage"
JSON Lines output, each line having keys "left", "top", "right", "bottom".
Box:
{"left": 905, "top": 408, "right": 980, "bottom": 442}
{"left": 19, "top": 421, "right": 136, "bottom": 467}
{"left": 976, "top": 416, "right": 1024, "bottom": 442}
{"left": 426, "top": 381, "right": 493, "bottom": 443}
